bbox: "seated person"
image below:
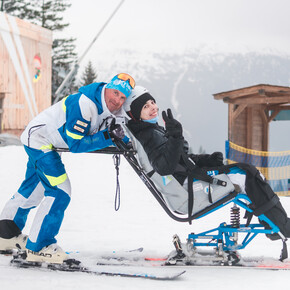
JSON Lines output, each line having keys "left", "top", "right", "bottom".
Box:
{"left": 125, "top": 86, "right": 290, "bottom": 240}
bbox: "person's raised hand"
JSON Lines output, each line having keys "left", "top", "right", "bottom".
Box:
{"left": 162, "top": 109, "right": 183, "bottom": 138}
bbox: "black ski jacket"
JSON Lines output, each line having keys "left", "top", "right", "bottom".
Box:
{"left": 127, "top": 120, "right": 219, "bottom": 184}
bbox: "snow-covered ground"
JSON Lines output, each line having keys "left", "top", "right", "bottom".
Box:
{"left": 0, "top": 145, "right": 289, "bottom": 289}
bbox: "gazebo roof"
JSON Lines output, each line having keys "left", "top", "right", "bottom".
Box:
{"left": 213, "top": 84, "right": 290, "bottom": 105}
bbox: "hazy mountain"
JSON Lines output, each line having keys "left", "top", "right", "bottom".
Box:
{"left": 95, "top": 49, "right": 290, "bottom": 154}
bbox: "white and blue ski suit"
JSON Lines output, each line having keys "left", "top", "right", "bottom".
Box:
{"left": 0, "top": 82, "right": 127, "bottom": 251}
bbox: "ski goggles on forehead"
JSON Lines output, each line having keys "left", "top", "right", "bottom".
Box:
{"left": 117, "top": 73, "right": 135, "bottom": 89}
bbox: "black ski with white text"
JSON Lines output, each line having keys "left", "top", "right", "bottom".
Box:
{"left": 9, "top": 253, "right": 185, "bottom": 280}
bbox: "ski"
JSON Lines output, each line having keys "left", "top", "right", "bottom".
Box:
{"left": 95, "top": 249, "right": 166, "bottom": 267}
{"left": 172, "top": 263, "right": 290, "bottom": 271}
{"left": 0, "top": 249, "right": 14, "bottom": 255}
{"left": 10, "top": 255, "right": 185, "bottom": 280}
{"left": 95, "top": 253, "right": 290, "bottom": 271}
{"left": 238, "top": 257, "right": 290, "bottom": 270}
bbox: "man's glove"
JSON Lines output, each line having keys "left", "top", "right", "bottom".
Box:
{"left": 109, "top": 119, "right": 125, "bottom": 141}
{"left": 162, "top": 109, "right": 183, "bottom": 138}
{"left": 209, "top": 152, "right": 224, "bottom": 166}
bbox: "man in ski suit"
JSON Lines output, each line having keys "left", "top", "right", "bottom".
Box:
{"left": 125, "top": 86, "right": 290, "bottom": 241}
{"left": 0, "top": 73, "right": 135, "bottom": 264}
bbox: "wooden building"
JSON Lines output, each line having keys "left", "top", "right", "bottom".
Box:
{"left": 213, "top": 84, "right": 290, "bottom": 151}
{"left": 0, "top": 12, "right": 52, "bottom": 135}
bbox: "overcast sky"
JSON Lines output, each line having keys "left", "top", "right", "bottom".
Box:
{"left": 63, "top": 0, "right": 290, "bottom": 64}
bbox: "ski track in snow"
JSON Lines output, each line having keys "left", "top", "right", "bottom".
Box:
{"left": 0, "top": 146, "right": 290, "bottom": 289}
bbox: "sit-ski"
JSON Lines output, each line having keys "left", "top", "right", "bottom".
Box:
{"left": 56, "top": 133, "right": 288, "bottom": 266}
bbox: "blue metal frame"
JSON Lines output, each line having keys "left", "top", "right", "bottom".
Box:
{"left": 188, "top": 194, "right": 280, "bottom": 252}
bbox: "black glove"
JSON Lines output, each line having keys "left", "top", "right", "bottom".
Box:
{"left": 162, "top": 109, "right": 183, "bottom": 138}
{"left": 109, "top": 119, "right": 125, "bottom": 141}
{"left": 209, "top": 152, "right": 224, "bottom": 166}
{"left": 189, "top": 152, "right": 224, "bottom": 167}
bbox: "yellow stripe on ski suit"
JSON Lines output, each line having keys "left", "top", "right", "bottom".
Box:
{"left": 63, "top": 97, "right": 84, "bottom": 140}
{"left": 62, "top": 96, "right": 68, "bottom": 112}
{"left": 39, "top": 144, "right": 53, "bottom": 150}
{"left": 66, "top": 129, "right": 84, "bottom": 140}
{"left": 44, "top": 173, "right": 68, "bottom": 187}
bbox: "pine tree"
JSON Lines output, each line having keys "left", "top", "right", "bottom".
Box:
{"left": 80, "top": 61, "right": 98, "bottom": 87}
{"left": 1, "top": 0, "right": 27, "bottom": 15}
{"left": 1, "top": 1, "right": 48, "bottom": 27}
{"left": 2, "top": 0, "right": 77, "bottom": 101}
{"left": 38, "top": 0, "right": 77, "bottom": 100}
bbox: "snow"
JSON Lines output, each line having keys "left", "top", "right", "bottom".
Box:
{"left": 1, "top": 145, "right": 290, "bottom": 289}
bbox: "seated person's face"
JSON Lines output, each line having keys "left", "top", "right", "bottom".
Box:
{"left": 140, "top": 100, "right": 158, "bottom": 120}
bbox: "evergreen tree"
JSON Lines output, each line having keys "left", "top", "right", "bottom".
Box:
{"left": 1, "top": 1, "right": 45, "bottom": 27}
{"left": 39, "top": 0, "right": 77, "bottom": 100}
{"left": 2, "top": 0, "right": 77, "bottom": 101}
{"left": 80, "top": 61, "right": 98, "bottom": 87}
{"left": 1, "top": 0, "right": 27, "bottom": 15}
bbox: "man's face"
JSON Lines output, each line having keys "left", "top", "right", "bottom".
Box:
{"left": 104, "top": 88, "right": 126, "bottom": 113}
